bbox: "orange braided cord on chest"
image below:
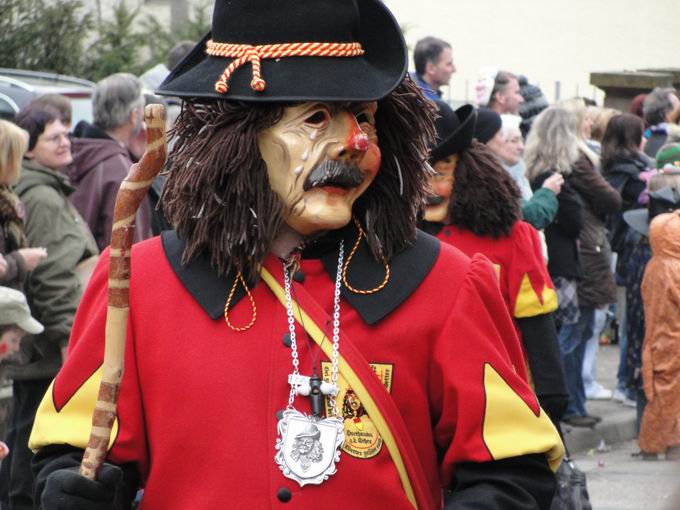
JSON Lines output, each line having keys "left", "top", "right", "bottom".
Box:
{"left": 205, "top": 41, "right": 365, "bottom": 94}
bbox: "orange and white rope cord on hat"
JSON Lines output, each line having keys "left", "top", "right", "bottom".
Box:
{"left": 205, "top": 40, "right": 365, "bottom": 94}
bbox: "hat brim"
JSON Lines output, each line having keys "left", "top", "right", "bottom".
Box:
{"left": 429, "top": 105, "right": 476, "bottom": 163}
{"left": 623, "top": 208, "right": 649, "bottom": 236}
{"left": 17, "top": 315, "right": 44, "bottom": 335}
{"left": 157, "top": 0, "right": 407, "bottom": 102}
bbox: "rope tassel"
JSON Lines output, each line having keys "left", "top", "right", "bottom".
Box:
{"left": 206, "top": 41, "right": 365, "bottom": 94}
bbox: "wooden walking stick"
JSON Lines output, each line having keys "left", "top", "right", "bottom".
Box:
{"left": 79, "top": 104, "right": 167, "bottom": 479}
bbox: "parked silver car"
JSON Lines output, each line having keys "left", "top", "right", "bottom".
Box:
{"left": 0, "top": 68, "right": 94, "bottom": 124}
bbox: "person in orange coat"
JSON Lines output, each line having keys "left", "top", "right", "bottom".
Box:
{"left": 637, "top": 187, "right": 680, "bottom": 460}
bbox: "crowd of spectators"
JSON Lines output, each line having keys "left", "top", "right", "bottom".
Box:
{"left": 414, "top": 35, "right": 680, "bottom": 460}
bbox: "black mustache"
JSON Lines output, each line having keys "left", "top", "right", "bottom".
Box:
{"left": 425, "top": 195, "right": 445, "bottom": 205}
{"left": 303, "top": 160, "right": 365, "bottom": 191}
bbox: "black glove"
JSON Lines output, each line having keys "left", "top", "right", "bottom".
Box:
{"left": 41, "top": 463, "right": 124, "bottom": 510}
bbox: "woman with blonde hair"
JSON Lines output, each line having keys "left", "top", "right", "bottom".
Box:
{"left": 0, "top": 120, "right": 47, "bottom": 290}
{"left": 559, "top": 98, "right": 601, "bottom": 162}
{"left": 591, "top": 107, "right": 621, "bottom": 143}
{"left": 526, "top": 106, "right": 621, "bottom": 427}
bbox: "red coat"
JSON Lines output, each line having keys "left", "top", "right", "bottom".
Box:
{"left": 31, "top": 230, "right": 562, "bottom": 509}
{"left": 426, "top": 221, "right": 567, "bottom": 404}
{"left": 432, "top": 221, "right": 557, "bottom": 320}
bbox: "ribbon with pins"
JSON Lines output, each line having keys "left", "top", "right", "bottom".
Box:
{"left": 205, "top": 40, "right": 365, "bottom": 94}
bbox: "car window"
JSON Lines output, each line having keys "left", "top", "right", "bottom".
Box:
{"left": 0, "top": 93, "right": 19, "bottom": 121}
{"left": 70, "top": 97, "right": 93, "bottom": 126}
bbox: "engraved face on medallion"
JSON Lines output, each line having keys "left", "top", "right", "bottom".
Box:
{"left": 275, "top": 410, "right": 344, "bottom": 486}
{"left": 290, "top": 423, "right": 324, "bottom": 472}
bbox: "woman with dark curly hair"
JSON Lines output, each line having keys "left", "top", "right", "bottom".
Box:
{"left": 420, "top": 100, "right": 568, "bottom": 430}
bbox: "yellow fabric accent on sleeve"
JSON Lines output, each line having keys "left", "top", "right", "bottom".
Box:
{"left": 482, "top": 363, "right": 564, "bottom": 471}
{"left": 513, "top": 273, "right": 558, "bottom": 318}
{"left": 260, "top": 267, "right": 418, "bottom": 510}
{"left": 28, "top": 366, "right": 119, "bottom": 452}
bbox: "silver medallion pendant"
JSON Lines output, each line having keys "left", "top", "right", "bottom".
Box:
{"left": 274, "top": 409, "right": 345, "bottom": 486}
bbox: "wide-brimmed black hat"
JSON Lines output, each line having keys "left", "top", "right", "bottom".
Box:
{"left": 157, "top": 0, "right": 407, "bottom": 102}
{"left": 623, "top": 186, "right": 680, "bottom": 236}
{"left": 429, "top": 101, "right": 476, "bottom": 163}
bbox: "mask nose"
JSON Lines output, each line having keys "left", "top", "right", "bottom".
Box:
{"left": 350, "top": 132, "right": 369, "bottom": 152}
{"left": 328, "top": 113, "right": 369, "bottom": 161}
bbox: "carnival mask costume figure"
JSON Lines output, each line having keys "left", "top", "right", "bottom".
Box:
{"left": 420, "top": 100, "right": 569, "bottom": 432}
{"left": 31, "top": 2, "right": 562, "bottom": 509}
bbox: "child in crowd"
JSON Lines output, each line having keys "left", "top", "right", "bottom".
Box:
{"left": 0, "top": 286, "right": 44, "bottom": 459}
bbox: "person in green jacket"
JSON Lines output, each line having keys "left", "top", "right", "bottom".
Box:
{"left": 0, "top": 104, "right": 98, "bottom": 510}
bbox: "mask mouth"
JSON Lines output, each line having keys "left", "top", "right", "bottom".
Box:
{"left": 303, "top": 160, "right": 365, "bottom": 192}
{"left": 425, "top": 195, "right": 445, "bottom": 206}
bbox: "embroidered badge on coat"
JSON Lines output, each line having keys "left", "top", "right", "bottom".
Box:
{"left": 321, "top": 361, "right": 393, "bottom": 459}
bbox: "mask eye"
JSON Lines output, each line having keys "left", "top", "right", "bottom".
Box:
{"left": 304, "top": 110, "right": 329, "bottom": 127}
{"left": 355, "top": 110, "right": 374, "bottom": 126}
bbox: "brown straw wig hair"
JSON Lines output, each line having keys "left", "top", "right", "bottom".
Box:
{"left": 448, "top": 141, "right": 521, "bottom": 238}
{"left": 161, "top": 76, "right": 435, "bottom": 278}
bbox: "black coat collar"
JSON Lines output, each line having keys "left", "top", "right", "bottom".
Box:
{"left": 161, "top": 228, "right": 440, "bottom": 325}
{"left": 161, "top": 230, "right": 244, "bottom": 321}
{"left": 418, "top": 220, "right": 444, "bottom": 237}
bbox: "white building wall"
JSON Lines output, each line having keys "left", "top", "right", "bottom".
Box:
{"left": 384, "top": 0, "right": 680, "bottom": 104}
{"left": 61, "top": 0, "right": 680, "bottom": 105}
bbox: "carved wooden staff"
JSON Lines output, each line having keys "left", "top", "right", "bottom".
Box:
{"left": 80, "top": 104, "right": 167, "bottom": 479}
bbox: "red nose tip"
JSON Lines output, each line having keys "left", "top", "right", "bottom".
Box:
{"left": 351, "top": 133, "right": 369, "bottom": 152}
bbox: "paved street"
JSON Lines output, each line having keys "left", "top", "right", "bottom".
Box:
{"left": 573, "top": 440, "right": 680, "bottom": 510}
{"left": 561, "top": 343, "right": 637, "bottom": 454}
{"left": 563, "top": 343, "right": 680, "bottom": 509}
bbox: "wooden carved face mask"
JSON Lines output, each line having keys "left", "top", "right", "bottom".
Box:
{"left": 258, "top": 102, "right": 380, "bottom": 236}
{"left": 423, "top": 154, "right": 459, "bottom": 223}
